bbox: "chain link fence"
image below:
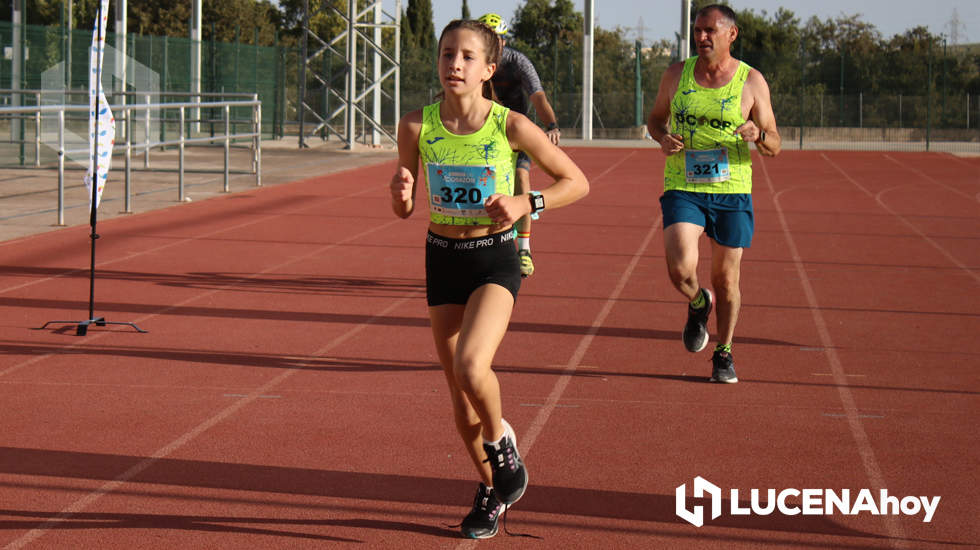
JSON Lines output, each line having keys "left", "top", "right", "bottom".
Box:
{"left": 3, "top": 21, "right": 978, "bottom": 152}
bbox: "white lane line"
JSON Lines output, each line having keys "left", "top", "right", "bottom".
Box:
{"left": 821, "top": 153, "right": 979, "bottom": 284}
{"left": 3, "top": 286, "right": 422, "bottom": 550}
{"left": 758, "top": 154, "right": 910, "bottom": 547}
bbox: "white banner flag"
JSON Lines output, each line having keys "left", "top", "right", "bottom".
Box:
{"left": 85, "top": 0, "right": 115, "bottom": 210}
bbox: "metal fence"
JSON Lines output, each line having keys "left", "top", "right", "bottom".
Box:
{"left": 2, "top": 20, "right": 978, "bottom": 152}
{"left": 0, "top": 21, "right": 289, "bottom": 140}
{"left": 0, "top": 98, "right": 261, "bottom": 225}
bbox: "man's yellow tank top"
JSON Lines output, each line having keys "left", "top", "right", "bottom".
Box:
{"left": 418, "top": 101, "right": 517, "bottom": 225}
{"left": 665, "top": 56, "right": 753, "bottom": 194}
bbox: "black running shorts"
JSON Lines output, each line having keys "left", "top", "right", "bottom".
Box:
{"left": 425, "top": 230, "right": 521, "bottom": 306}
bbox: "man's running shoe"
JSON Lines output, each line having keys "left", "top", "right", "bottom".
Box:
{"left": 483, "top": 419, "right": 528, "bottom": 505}
{"left": 710, "top": 349, "right": 738, "bottom": 383}
{"left": 519, "top": 249, "right": 534, "bottom": 278}
{"left": 459, "top": 483, "right": 504, "bottom": 539}
{"left": 682, "top": 288, "right": 713, "bottom": 352}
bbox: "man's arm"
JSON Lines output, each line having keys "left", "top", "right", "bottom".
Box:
{"left": 528, "top": 91, "right": 560, "bottom": 145}
{"left": 736, "top": 69, "right": 781, "bottom": 157}
{"left": 646, "top": 62, "right": 684, "bottom": 155}
{"left": 510, "top": 49, "right": 560, "bottom": 146}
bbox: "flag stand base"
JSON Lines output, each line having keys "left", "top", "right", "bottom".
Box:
{"left": 37, "top": 231, "right": 147, "bottom": 336}
{"left": 37, "top": 317, "right": 147, "bottom": 336}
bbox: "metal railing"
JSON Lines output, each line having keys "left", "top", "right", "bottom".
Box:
{"left": 1, "top": 89, "right": 260, "bottom": 164}
{"left": 0, "top": 98, "right": 261, "bottom": 226}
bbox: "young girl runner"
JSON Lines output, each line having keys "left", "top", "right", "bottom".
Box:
{"left": 389, "top": 19, "right": 589, "bottom": 539}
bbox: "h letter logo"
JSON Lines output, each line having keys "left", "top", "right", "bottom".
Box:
{"left": 676, "top": 476, "right": 722, "bottom": 527}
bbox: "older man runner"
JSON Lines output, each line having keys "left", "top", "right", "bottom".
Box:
{"left": 646, "top": 4, "right": 781, "bottom": 383}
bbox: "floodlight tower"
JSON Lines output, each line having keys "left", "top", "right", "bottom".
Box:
{"left": 191, "top": 0, "right": 202, "bottom": 132}
{"left": 297, "top": 0, "right": 400, "bottom": 149}
{"left": 11, "top": 0, "right": 24, "bottom": 144}
{"left": 582, "top": 0, "right": 594, "bottom": 140}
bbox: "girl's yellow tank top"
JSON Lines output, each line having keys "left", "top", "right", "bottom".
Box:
{"left": 418, "top": 101, "right": 517, "bottom": 225}
{"left": 664, "top": 56, "right": 753, "bottom": 194}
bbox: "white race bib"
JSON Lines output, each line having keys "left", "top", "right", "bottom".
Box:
{"left": 427, "top": 163, "right": 496, "bottom": 218}
{"left": 685, "top": 148, "right": 731, "bottom": 184}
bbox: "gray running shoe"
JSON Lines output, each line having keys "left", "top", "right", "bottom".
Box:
{"left": 682, "top": 288, "right": 713, "bottom": 352}
{"left": 710, "top": 350, "right": 738, "bottom": 383}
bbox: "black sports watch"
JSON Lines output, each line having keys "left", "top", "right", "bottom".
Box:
{"left": 528, "top": 192, "right": 545, "bottom": 219}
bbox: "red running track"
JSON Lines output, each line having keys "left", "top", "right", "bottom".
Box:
{"left": 0, "top": 148, "right": 977, "bottom": 549}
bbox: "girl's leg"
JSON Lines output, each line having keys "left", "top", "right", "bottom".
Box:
{"left": 455, "top": 283, "right": 515, "bottom": 442}
{"left": 428, "top": 284, "right": 515, "bottom": 483}
{"left": 430, "top": 302, "right": 492, "bottom": 485}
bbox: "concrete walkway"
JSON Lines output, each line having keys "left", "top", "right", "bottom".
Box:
{"left": 0, "top": 137, "right": 398, "bottom": 243}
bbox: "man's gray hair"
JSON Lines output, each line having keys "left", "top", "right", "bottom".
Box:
{"left": 696, "top": 4, "right": 738, "bottom": 28}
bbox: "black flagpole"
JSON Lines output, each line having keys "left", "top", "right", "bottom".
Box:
{"left": 38, "top": 1, "right": 145, "bottom": 336}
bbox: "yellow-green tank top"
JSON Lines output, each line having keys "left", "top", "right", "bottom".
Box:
{"left": 418, "top": 101, "right": 517, "bottom": 225}
{"left": 664, "top": 56, "right": 753, "bottom": 194}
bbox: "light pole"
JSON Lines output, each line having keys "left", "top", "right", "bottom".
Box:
{"left": 941, "top": 34, "right": 947, "bottom": 127}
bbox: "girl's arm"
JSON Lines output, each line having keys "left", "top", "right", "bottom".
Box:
{"left": 484, "top": 112, "right": 589, "bottom": 227}
{"left": 390, "top": 110, "right": 423, "bottom": 218}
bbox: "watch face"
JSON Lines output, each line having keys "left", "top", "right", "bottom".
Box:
{"left": 533, "top": 195, "right": 545, "bottom": 210}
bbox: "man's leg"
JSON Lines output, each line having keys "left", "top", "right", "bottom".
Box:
{"left": 663, "top": 221, "right": 704, "bottom": 301}
{"left": 664, "top": 221, "right": 714, "bottom": 353}
{"left": 707, "top": 240, "right": 742, "bottom": 383}
{"left": 514, "top": 155, "right": 534, "bottom": 277}
{"left": 709, "top": 240, "right": 743, "bottom": 348}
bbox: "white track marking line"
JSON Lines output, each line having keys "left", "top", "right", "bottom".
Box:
{"left": 520, "top": 218, "right": 660, "bottom": 456}
{"left": 821, "top": 153, "right": 979, "bottom": 284}
{"left": 3, "top": 287, "right": 422, "bottom": 550}
{"left": 882, "top": 153, "right": 980, "bottom": 204}
{"left": 759, "top": 154, "right": 909, "bottom": 547}
{"left": 455, "top": 149, "right": 655, "bottom": 549}
{"left": 0, "top": 217, "right": 402, "bottom": 380}
{"left": 0, "top": 180, "right": 384, "bottom": 296}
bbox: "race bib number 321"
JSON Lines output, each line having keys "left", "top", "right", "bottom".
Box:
{"left": 685, "top": 148, "right": 731, "bottom": 184}
{"left": 427, "top": 164, "right": 496, "bottom": 217}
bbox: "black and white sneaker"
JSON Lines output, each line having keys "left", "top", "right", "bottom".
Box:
{"left": 683, "top": 288, "right": 713, "bottom": 353}
{"left": 482, "top": 419, "right": 528, "bottom": 505}
{"left": 459, "top": 483, "right": 504, "bottom": 539}
{"left": 710, "top": 350, "right": 738, "bottom": 383}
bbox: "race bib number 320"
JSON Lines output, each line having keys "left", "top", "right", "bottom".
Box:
{"left": 685, "top": 148, "right": 731, "bottom": 184}
{"left": 427, "top": 164, "right": 496, "bottom": 217}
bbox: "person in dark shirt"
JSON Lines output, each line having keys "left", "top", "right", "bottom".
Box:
{"left": 478, "top": 13, "right": 561, "bottom": 278}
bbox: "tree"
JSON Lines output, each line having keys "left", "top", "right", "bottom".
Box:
{"left": 461, "top": 0, "right": 470, "bottom": 21}
{"left": 506, "top": 0, "right": 581, "bottom": 122}
{"left": 399, "top": 0, "right": 438, "bottom": 102}
{"left": 1, "top": 0, "right": 66, "bottom": 26}
{"left": 732, "top": 7, "right": 802, "bottom": 94}
{"left": 403, "top": 0, "right": 435, "bottom": 51}
{"left": 276, "top": 0, "right": 348, "bottom": 46}
{"left": 512, "top": 0, "right": 580, "bottom": 53}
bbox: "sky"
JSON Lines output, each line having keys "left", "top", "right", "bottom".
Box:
{"left": 427, "top": 0, "right": 979, "bottom": 45}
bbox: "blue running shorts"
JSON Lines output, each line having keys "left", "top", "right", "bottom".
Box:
{"left": 660, "top": 190, "right": 754, "bottom": 248}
